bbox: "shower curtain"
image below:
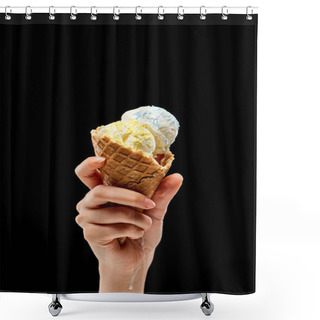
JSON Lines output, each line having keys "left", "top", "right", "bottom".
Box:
{"left": 0, "top": 10, "right": 258, "bottom": 294}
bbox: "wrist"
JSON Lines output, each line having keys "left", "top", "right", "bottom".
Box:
{"left": 98, "top": 260, "right": 150, "bottom": 293}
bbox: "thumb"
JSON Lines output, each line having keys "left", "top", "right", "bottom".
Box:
{"left": 147, "top": 173, "right": 183, "bottom": 222}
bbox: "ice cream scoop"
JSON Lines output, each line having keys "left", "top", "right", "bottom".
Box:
{"left": 121, "top": 106, "right": 180, "bottom": 155}
{"left": 98, "top": 119, "right": 156, "bottom": 155}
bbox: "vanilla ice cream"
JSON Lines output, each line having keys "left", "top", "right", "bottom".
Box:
{"left": 97, "top": 119, "right": 156, "bottom": 155}
{"left": 121, "top": 106, "right": 180, "bottom": 155}
{"left": 95, "top": 106, "right": 179, "bottom": 161}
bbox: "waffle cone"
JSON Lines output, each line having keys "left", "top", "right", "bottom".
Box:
{"left": 91, "top": 127, "right": 174, "bottom": 244}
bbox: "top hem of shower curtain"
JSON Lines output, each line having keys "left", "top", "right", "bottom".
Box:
{"left": 0, "top": 13, "right": 257, "bottom": 26}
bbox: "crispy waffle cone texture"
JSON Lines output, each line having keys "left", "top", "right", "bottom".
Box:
{"left": 91, "top": 128, "right": 175, "bottom": 199}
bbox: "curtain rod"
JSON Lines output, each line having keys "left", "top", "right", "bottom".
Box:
{"left": 0, "top": 6, "right": 259, "bottom": 15}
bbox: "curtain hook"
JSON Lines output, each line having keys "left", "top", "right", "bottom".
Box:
{"left": 135, "top": 6, "right": 142, "bottom": 20}
{"left": 49, "top": 6, "right": 55, "bottom": 20}
{"left": 90, "top": 6, "right": 97, "bottom": 20}
{"left": 113, "top": 6, "right": 120, "bottom": 20}
{"left": 200, "top": 6, "right": 207, "bottom": 20}
{"left": 157, "top": 6, "right": 164, "bottom": 20}
{"left": 25, "top": 6, "right": 32, "bottom": 20}
{"left": 221, "top": 6, "right": 228, "bottom": 20}
{"left": 70, "top": 6, "right": 77, "bottom": 20}
{"left": 5, "top": 6, "right": 12, "bottom": 20}
{"left": 177, "top": 6, "right": 184, "bottom": 20}
{"left": 246, "top": 6, "right": 253, "bottom": 20}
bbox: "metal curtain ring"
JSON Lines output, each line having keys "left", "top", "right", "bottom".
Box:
{"left": 135, "top": 6, "right": 142, "bottom": 20}
{"left": 157, "top": 6, "right": 164, "bottom": 20}
{"left": 200, "top": 6, "right": 207, "bottom": 20}
{"left": 113, "top": 6, "right": 120, "bottom": 20}
{"left": 5, "top": 6, "right": 12, "bottom": 20}
{"left": 49, "top": 6, "right": 55, "bottom": 20}
{"left": 221, "top": 6, "right": 228, "bottom": 20}
{"left": 90, "top": 6, "right": 97, "bottom": 20}
{"left": 246, "top": 6, "right": 253, "bottom": 20}
{"left": 25, "top": 6, "right": 32, "bottom": 20}
{"left": 70, "top": 6, "right": 77, "bottom": 20}
{"left": 177, "top": 6, "right": 184, "bottom": 20}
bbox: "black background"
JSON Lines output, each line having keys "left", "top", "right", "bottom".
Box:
{"left": 0, "top": 14, "right": 257, "bottom": 294}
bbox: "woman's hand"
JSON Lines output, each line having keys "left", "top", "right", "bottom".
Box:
{"left": 75, "top": 156, "right": 183, "bottom": 293}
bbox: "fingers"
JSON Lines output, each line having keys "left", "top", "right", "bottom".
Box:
{"left": 75, "top": 156, "right": 106, "bottom": 189}
{"left": 146, "top": 173, "right": 183, "bottom": 222}
{"left": 82, "top": 184, "right": 156, "bottom": 210}
{"left": 82, "top": 223, "right": 145, "bottom": 245}
{"left": 75, "top": 205, "right": 152, "bottom": 231}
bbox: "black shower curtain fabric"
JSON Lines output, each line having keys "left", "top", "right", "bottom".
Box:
{"left": 0, "top": 13, "right": 257, "bottom": 294}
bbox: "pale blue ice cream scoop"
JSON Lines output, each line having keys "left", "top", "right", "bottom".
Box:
{"left": 121, "top": 105, "right": 180, "bottom": 155}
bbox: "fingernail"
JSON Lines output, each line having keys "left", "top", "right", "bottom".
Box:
{"left": 176, "top": 173, "right": 183, "bottom": 180}
{"left": 96, "top": 157, "right": 105, "bottom": 162}
{"left": 145, "top": 198, "right": 156, "bottom": 208}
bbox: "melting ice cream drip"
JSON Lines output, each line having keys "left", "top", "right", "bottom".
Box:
{"left": 128, "top": 236, "right": 145, "bottom": 291}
